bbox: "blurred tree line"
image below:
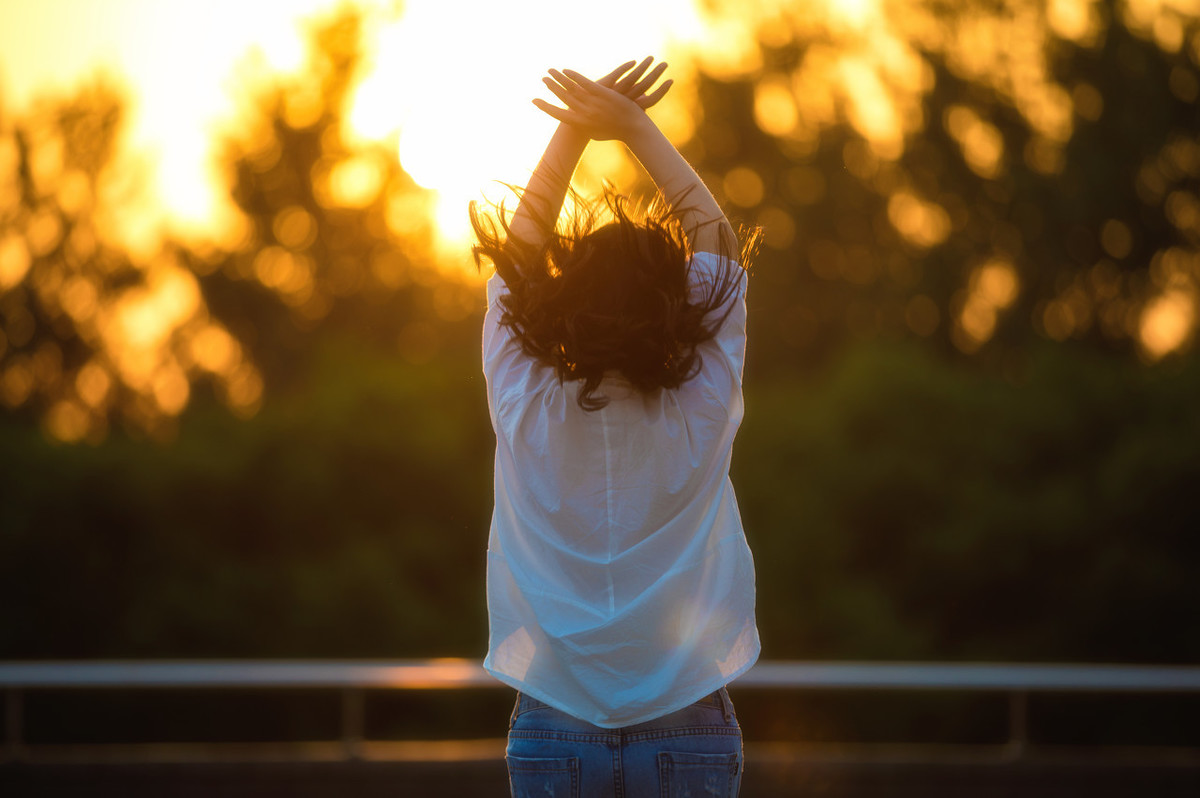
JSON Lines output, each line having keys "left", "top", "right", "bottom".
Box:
{"left": 1, "top": 3, "right": 1198, "bottom": 667}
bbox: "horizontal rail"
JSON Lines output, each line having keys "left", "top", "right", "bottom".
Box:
{"left": 1, "top": 660, "right": 1199, "bottom": 692}
{"left": 4, "top": 660, "right": 1199, "bottom": 764}
{"left": 737, "top": 661, "right": 1200, "bottom": 692}
{"left": 0, "top": 659, "right": 492, "bottom": 690}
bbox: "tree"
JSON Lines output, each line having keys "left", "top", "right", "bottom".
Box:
{"left": 681, "top": 0, "right": 1200, "bottom": 373}
{"left": 199, "top": 7, "right": 476, "bottom": 394}
{"left": 0, "top": 79, "right": 249, "bottom": 441}
{"left": 0, "top": 6, "right": 472, "bottom": 440}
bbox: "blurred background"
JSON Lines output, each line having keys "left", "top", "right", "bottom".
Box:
{"left": 1, "top": 0, "right": 1199, "bottom": 747}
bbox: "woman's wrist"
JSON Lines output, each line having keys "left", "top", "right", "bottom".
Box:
{"left": 620, "top": 113, "right": 660, "bottom": 148}
{"left": 554, "top": 121, "right": 591, "bottom": 146}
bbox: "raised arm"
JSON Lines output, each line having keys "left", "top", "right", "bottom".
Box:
{"left": 507, "top": 58, "right": 672, "bottom": 255}
{"left": 503, "top": 123, "right": 588, "bottom": 255}
{"left": 534, "top": 66, "right": 735, "bottom": 256}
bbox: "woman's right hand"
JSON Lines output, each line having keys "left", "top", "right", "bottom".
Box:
{"left": 596, "top": 57, "right": 672, "bottom": 107}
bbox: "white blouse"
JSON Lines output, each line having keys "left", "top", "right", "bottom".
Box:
{"left": 481, "top": 250, "right": 760, "bottom": 728}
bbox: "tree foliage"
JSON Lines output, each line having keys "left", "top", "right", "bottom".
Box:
{"left": 690, "top": 0, "right": 1200, "bottom": 373}
{"left": 0, "top": 8, "right": 479, "bottom": 440}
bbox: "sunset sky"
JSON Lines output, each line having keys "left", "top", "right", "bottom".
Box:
{"left": 1, "top": 0, "right": 1196, "bottom": 405}
{"left": 0, "top": 0, "right": 722, "bottom": 250}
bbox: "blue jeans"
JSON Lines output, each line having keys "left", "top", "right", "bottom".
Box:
{"left": 505, "top": 687, "right": 743, "bottom": 798}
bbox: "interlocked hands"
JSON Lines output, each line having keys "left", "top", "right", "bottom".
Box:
{"left": 533, "top": 57, "right": 673, "bottom": 142}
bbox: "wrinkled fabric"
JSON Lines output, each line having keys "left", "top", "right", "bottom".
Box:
{"left": 482, "top": 251, "right": 760, "bottom": 729}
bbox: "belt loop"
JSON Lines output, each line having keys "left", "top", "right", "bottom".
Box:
{"left": 718, "top": 686, "right": 734, "bottom": 723}
{"left": 509, "top": 691, "right": 522, "bottom": 729}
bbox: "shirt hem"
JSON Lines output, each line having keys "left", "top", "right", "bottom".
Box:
{"left": 482, "top": 642, "right": 761, "bottom": 730}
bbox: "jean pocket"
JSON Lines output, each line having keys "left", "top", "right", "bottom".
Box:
{"left": 657, "top": 750, "right": 740, "bottom": 798}
{"left": 507, "top": 754, "right": 580, "bottom": 798}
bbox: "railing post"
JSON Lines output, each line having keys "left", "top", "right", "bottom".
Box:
{"left": 341, "top": 688, "right": 364, "bottom": 760}
{"left": 1006, "top": 689, "right": 1028, "bottom": 760}
{"left": 4, "top": 688, "right": 22, "bottom": 762}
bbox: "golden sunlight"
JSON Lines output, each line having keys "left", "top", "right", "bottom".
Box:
{"left": 944, "top": 106, "right": 1005, "bottom": 179}
{"left": 5, "top": 0, "right": 1200, "bottom": 432}
{"left": 954, "top": 259, "right": 1020, "bottom": 352}
{"left": 5, "top": 0, "right": 1198, "bottom": 259}
{"left": 888, "top": 190, "right": 951, "bottom": 249}
{"left": 0, "top": 0, "right": 335, "bottom": 250}
{"left": 827, "top": 0, "right": 878, "bottom": 30}
{"left": 347, "top": 0, "right": 708, "bottom": 250}
{"left": 0, "top": 0, "right": 723, "bottom": 260}
{"left": 1140, "top": 287, "right": 1196, "bottom": 358}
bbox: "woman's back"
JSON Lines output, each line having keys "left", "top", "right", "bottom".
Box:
{"left": 483, "top": 252, "right": 759, "bottom": 727}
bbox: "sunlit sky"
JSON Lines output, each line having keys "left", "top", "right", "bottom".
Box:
{"left": 0, "top": 0, "right": 722, "bottom": 253}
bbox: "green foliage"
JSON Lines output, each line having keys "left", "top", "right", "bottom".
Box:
{"left": 736, "top": 342, "right": 1200, "bottom": 663}
{"left": 3, "top": 336, "right": 1198, "bottom": 664}
{"left": 0, "top": 336, "right": 493, "bottom": 658}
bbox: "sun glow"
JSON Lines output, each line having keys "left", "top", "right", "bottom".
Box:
{"left": 0, "top": 0, "right": 338, "bottom": 251}
{"left": 0, "top": 0, "right": 718, "bottom": 257}
{"left": 827, "top": 0, "right": 878, "bottom": 29}
{"left": 347, "top": 0, "right": 707, "bottom": 250}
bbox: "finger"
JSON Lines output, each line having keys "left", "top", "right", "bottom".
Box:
{"left": 532, "top": 98, "right": 584, "bottom": 126}
{"left": 614, "top": 57, "right": 652, "bottom": 93}
{"left": 597, "top": 59, "right": 637, "bottom": 88}
{"left": 635, "top": 78, "right": 673, "bottom": 109}
{"left": 542, "top": 76, "right": 576, "bottom": 106}
{"left": 543, "top": 77, "right": 600, "bottom": 118}
{"left": 629, "top": 61, "right": 668, "bottom": 97}
{"left": 614, "top": 56, "right": 653, "bottom": 94}
{"left": 544, "top": 75, "right": 599, "bottom": 110}
{"left": 560, "top": 69, "right": 605, "bottom": 94}
{"left": 548, "top": 69, "right": 595, "bottom": 99}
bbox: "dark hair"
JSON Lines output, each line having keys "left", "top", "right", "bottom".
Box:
{"left": 471, "top": 187, "right": 759, "bottom": 410}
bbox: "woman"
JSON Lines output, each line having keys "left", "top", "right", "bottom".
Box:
{"left": 472, "top": 58, "right": 760, "bottom": 798}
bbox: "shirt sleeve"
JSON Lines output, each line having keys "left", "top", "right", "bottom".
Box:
{"left": 482, "top": 271, "right": 555, "bottom": 424}
{"left": 685, "top": 251, "right": 749, "bottom": 413}
{"left": 482, "top": 271, "right": 511, "bottom": 369}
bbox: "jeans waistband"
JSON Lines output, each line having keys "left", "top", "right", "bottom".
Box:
{"left": 514, "top": 686, "right": 733, "bottom": 724}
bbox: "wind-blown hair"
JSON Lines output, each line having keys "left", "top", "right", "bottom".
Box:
{"left": 471, "top": 187, "right": 759, "bottom": 410}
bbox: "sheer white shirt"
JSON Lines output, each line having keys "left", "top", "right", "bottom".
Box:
{"left": 481, "top": 250, "right": 760, "bottom": 728}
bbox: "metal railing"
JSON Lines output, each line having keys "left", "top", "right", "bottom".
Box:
{"left": 3, "top": 660, "right": 1199, "bottom": 762}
